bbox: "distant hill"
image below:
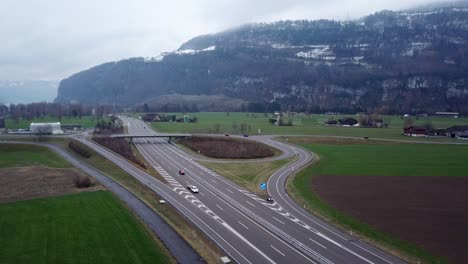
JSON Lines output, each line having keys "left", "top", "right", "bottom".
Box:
{"left": 55, "top": 2, "right": 468, "bottom": 114}
{"left": 0, "top": 80, "right": 59, "bottom": 104}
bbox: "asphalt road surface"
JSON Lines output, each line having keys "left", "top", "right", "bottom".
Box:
{"left": 111, "top": 116, "right": 406, "bottom": 264}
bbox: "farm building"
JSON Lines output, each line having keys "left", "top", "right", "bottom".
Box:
{"left": 142, "top": 113, "right": 162, "bottom": 122}
{"left": 403, "top": 126, "right": 428, "bottom": 137}
{"left": 443, "top": 126, "right": 468, "bottom": 138}
{"left": 338, "top": 117, "right": 358, "bottom": 126}
{"left": 30, "top": 122, "right": 63, "bottom": 135}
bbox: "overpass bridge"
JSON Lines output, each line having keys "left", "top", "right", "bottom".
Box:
{"left": 107, "top": 133, "right": 192, "bottom": 143}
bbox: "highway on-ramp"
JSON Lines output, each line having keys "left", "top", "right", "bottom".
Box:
{"left": 113, "top": 116, "right": 406, "bottom": 264}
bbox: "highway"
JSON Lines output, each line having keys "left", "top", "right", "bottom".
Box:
{"left": 111, "top": 116, "right": 406, "bottom": 264}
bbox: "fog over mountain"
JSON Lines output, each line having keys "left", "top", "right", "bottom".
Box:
{"left": 0, "top": 0, "right": 457, "bottom": 81}
{"left": 55, "top": 2, "right": 468, "bottom": 114}
{"left": 0, "top": 80, "right": 58, "bottom": 104}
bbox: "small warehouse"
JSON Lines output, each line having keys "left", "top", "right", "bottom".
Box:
{"left": 30, "top": 122, "right": 63, "bottom": 135}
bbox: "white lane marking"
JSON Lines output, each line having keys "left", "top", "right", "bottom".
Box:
{"left": 351, "top": 242, "right": 393, "bottom": 264}
{"left": 226, "top": 188, "right": 234, "bottom": 194}
{"left": 317, "top": 232, "right": 375, "bottom": 264}
{"left": 216, "top": 204, "right": 224, "bottom": 211}
{"left": 272, "top": 216, "right": 285, "bottom": 225}
{"left": 308, "top": 238, "right": 327, "bottom": 249}
{"left": 270, "top": 245, "right": 286, "bottom": 257}
{"left": 245, "top": 200, "right": 256, "bottom": 207}
{"left": 200, "top": 192, "right": 206, "bottom": 197}
{"left": 134, "top": 128, "right": 323, "bottom": 263}
{"left": 138, "top": 137, "right": 278, "bottom": 264}
{"left": 238, "top": 221, "right": 249, "bottom": 230}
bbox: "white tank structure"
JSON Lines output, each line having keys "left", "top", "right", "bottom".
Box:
{"left": 30, "top": 122, "right": 64, "bottom": 135}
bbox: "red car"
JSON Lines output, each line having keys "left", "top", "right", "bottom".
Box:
{"left": 179, "top": 170, "right": 185, "bottom": 175}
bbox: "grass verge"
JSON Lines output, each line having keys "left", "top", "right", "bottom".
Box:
{"left": 200, "top": 157, "right": 295, "bottom": 197}
{"left": 0, "top": 191, "right": 172, "bottom": 264}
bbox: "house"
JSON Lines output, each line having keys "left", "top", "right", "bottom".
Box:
{"left": 338, "top": 117, "right": 358, "bottom": 126}
{"left": 403, "top": 126, "right": 427, "bottom": 137}
{"left": 444, "top": 126, "right": 468, "bottom": 138}
{"left": 141, "top": 113, "right": 161, "bottom": 122}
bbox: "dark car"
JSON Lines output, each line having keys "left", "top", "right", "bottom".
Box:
{"left": 243, "top": 134, "right": 249, "bottom": 137}
{"left": 179, "top": 169, "right": 185, "bottom": 175}
{"left": 266, "top": 196, "right": 274, "bottom": 203}
{"left": 224, "top": 133, "right": 230, "bottom": 136}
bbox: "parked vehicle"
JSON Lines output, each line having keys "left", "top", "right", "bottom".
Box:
{"left": 179, "top": 169, "right": 185, "bottom": 175}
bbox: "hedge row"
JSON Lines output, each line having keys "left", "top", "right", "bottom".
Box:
{"left": 68, "top": 140, "right": 91, "bottom": 158}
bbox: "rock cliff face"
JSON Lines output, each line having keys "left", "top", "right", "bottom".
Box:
{"left": 55, "top": 2, "right": 468, "bottom": 114}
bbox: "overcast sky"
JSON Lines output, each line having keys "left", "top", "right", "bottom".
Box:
{"left": 0, "top": 0, "right": 453, "bottom": 81}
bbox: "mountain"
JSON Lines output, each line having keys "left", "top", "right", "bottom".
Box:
{"left": 55, "top": 2, "right": 468, "bottom": 114}
{"left": 1, "top": 80, "right": 59, "bottom": 104}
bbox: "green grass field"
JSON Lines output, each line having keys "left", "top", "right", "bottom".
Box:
{"left": 5, "top": 116, "right": 106, "bottom": 129}
{"left": 301, "top": 143, "right": 468, "bottom": 177}
{"left": 0, "top": 191, "right": 172, "bottom": 264}
{"left": 289, "top": 141, "right": 468, "bottom": 263}
{"left": 148, "top": 112, "right": 468, "bottom": 141}
{"left": 0, "top": 144, "right": 70, "bottom": 168}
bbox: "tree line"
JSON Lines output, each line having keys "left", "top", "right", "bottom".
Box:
{"left": 0, "top": 102, "right": 121, "bottom": 123}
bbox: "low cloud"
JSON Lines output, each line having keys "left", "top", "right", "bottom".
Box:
{"left": 0, "top": 0, "right": 454, "bottom": 80}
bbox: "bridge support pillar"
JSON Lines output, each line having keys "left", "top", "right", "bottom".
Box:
{"left": 168, "top": 136, "right": 172, "bottom": 144}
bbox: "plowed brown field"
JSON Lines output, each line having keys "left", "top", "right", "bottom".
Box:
{"left": 312, "top": 175, "right": 468, "bottom": 264}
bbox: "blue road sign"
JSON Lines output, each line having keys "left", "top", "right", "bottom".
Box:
{"left": 260, "top": 182, "right": 267, "bottom": 190}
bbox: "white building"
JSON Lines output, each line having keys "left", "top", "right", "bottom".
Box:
{"left": 30, "top": 122, "right": 63, "bottom": 135}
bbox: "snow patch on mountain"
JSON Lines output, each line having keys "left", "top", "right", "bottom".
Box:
{"left": 296, "top": 45, "right": 336, "bottom": 60}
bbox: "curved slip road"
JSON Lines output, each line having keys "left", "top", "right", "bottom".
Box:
{"left": 120, "top": 116, "right": 406, "bottom": 264}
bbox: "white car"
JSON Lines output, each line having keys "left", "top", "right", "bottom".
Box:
{"left": 187, "top": 185, "right": 199, "bottom": 193}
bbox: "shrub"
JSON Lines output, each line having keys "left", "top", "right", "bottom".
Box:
{"left": 73, "top": 175, "right": 91, "bottom": 188}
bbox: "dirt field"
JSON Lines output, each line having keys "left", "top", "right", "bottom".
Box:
{"left": 0, "top": 165, "right": 102, "bottom": 203}
{"left": 312, "top": 175, "right": 468, "bottom": 264}
{"left": 180, "top": 136, "right": 275, "bottom": 159}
